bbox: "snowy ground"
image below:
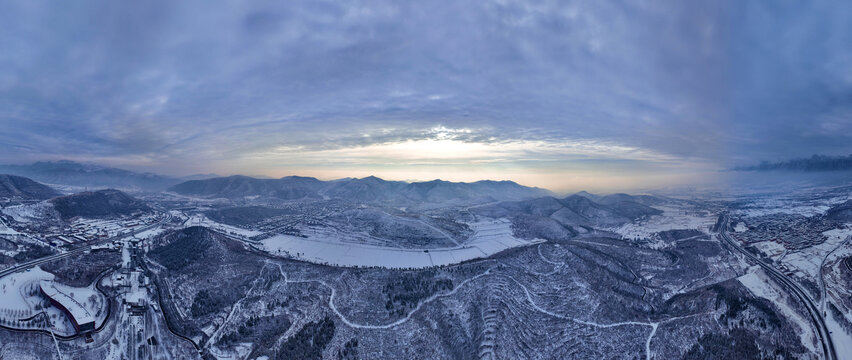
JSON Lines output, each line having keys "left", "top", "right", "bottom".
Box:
{"left": 823, "top": 242, "right": 852, "bottom": 358}
{"left": 778, "top": 226, "right": 852, "bottom": 282}
{"left": 0, "top": 264, "right": 108, "bottom": 336}
{"left": 1, "top": 201, "right": 54, "bottom": 223}
{"left": 0, "top": 266, "right": 54, "bottom": 318}
{"left": 184, "top": 214, "right": 263, "bottom": 238}
{"left": 825, "top": 309, "right": 852, "bottom": 360}
{"left": 735, "top": 202, "right": 832, "bottom": 218}
{"left": 131, "top": 226, "right": 166, "bottom": 240}
{"left": 0, "top": 268, "right": 80, "bottom": 335}
{"left": 606, "top": 205, "right": 716, "bottom": 244}
{"left": 0, "top": 217, "right": 20, "bottom": 235}
{"left": 737, "top": 267, "right": 817, "bottom": 353}
{"left": 752, "top": 241, "right": 786, "bottom": 259}
{"left": 260, "top": 218, "right": 542, "bottom": 268}
{"left": 732, "top": 190, "right": 851, "bottom": 219}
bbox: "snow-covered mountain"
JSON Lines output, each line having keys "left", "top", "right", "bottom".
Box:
{"left": 0, "top": 161, "right": 182, "bottom": 191}
{"left": 168, "top": 175, "right": 552, "bottom": 203}
{"left": 0, "top": 174, "right": 60, "bottom": 200}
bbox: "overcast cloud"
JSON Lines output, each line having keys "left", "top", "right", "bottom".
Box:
{"left": 0, "top": 0, "right": 849, "bottom": 191}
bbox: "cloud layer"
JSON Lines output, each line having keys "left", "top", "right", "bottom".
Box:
{"left": 0, "top": 1, "right": 849, "bottom": 191}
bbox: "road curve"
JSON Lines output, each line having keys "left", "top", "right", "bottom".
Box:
{"left": 718, "top": 215, "right": 837, "bottom": 360}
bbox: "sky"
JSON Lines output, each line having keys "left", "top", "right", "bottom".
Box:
{"left": 0, "top": 1, "right": 850, "bottom": 192}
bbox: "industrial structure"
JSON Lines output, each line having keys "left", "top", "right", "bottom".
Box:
{"left": 39, "top": 280, "right": 96, "bottom": 333}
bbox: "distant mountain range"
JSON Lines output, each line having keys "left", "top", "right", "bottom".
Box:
{"left": 735, "top": 155, "right": 852, "bottom": 172}
{"left": 168, "top": 174, "right": 553, "bottom": 203}
{"left": 574, "top": 191, "right": 666, "bottom": 207}
{"left": 0, "top": 174, "right": 61, "bottom": 200}
{"left": 0, "top": 161, "right": 217, "bottom": 191}
{"left": 0, "top": 160, "right": 554, "bottom": 202}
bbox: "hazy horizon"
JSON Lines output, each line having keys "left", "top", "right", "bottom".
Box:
{"left": 1, "top": 3, "right": 851, "bottom": 358}
{"left": 2, "top": 1, "right": 850, "bottom": 193}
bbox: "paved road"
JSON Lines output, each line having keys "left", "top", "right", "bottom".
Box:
{"left": 718, "top": 215, "right": 837, "bottom": 360}
{"left": 0, "top": 212, "right": 171, "bottom": 278}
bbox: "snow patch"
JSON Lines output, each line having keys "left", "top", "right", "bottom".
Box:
{"left": 185, "top": 214, "right": 262, "bottom": 238}
{"left": 825, "top": 309, "right": 852, "bottom": 359}
{"left": 1, "top": 202, "right": 53, "bottom": 223}
{"left": 607, "top": 205, "right": 715, "bottom": 246}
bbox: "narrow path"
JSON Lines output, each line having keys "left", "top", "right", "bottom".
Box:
{"left": 645, "top": 323, "right": 658, "bottom": 360}
{"left": 205, "top": 268, "right": 264, "bottom": 349}
{"left": 416, "top": 218, "right": 461, "bottom": 246}
{"left": 275, "top": 262, "right": 493, "bottom": 329}
{"left": 537, "top": 244, "right": 563, "bottom": 267}
{"left": 45, "top": 312, "right": 64, "bottom": 360}
{"left": 507, "top": 276, "right": 706, "bottom": 360}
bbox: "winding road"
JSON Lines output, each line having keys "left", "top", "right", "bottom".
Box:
{"left": 275, "top": 262, "right": 494, "bottom": 330}
{"left": 718, "top": 215, "right": 837, "bottom": 360}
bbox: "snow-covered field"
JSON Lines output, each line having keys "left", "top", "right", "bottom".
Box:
{"left": 184, "top": 214, "right": 262, "bottom": 238}
{"left": 131, "top": 226, "right": 166, "bottom": 240}
{"left": 0, "top": 224, "right": 19, "bottom": 235}
{"left": 606, "top": 205, "right": 716, "bottom": 241}
{"left": 752, "top": 241, "right": 786, "bottom": 259}
{"left": 779, "top": 227, "right": 852, "bottom": 282}
{"left": 732, "top": 192, "right": 851, "bottom": 218}
{"left": 736, "top": 202, "right": 832, "bottom": 218}
{"left": 1, "top": 202, "right": 53, "bottom": 223}
{"left": 826, "top": 309, "right": 852, "bottom": 359}
{"left": 0, "top": 266, "right": 54, "bottom": 316}
{"left": 0, "top": 265, "right": 108, "bottom": 335}
{"left": 261, "top": 218, "right": 541, "bottom": 268}
{"left": 0, "top": 217, "right": 19, "bottom": 235}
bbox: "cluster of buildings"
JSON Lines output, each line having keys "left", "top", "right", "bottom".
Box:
{"left": 250, "top": 203, "right": 349, "bottom": 239}
{"left": 732, "top": 214, "right": 834, "bottom": 250}
{"left": 45, "top": 215, "right": 160, "bottom": 247}
{"left": 118, "top": 240, "right": 149, "bottom": 316}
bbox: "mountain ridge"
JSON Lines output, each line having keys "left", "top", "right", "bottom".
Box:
{"left": 168, "top": 174, "right": 552, "bottom": 203}
{"left": 0, "top": 174, "right": 61, "bottom": 200}
{"left": 0, "top": 160, "right": 180, "bottom": 191}
{"left": 735, "top": 154, "right": 852, "bottom": 172}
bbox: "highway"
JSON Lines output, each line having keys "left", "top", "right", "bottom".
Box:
{"left": 718, "top": 215, "right": 837, "bottom": 360}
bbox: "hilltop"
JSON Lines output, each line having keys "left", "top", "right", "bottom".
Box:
{"left": 0, "top": 174, "right": 60, "bottom": 200}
